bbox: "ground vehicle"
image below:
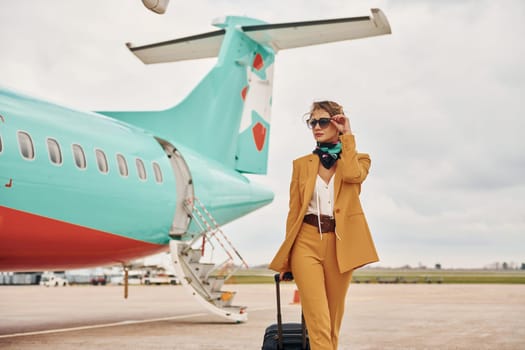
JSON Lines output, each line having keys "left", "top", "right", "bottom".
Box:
{"left": 90, "top": 275, "right": 107, "bottom": 285}
{"left": 40, "top": 274, "right": 68, "bottom": 287}
{"left": 143, "top": 274, "right": 179, "bottom": 285}
{"left": 112, "top": 270, "right": 144, "bottom": 285}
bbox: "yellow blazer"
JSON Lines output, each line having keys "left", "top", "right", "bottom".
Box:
{"left": 268, "top": 134, "right": 379, "bottom": 274}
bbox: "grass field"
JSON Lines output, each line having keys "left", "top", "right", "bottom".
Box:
{"left": 224, "top": 268, "right": 525, "bottom": 284}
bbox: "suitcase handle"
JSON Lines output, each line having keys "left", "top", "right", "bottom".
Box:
{"left": 274, "top": 272, "right": 294, "bottom": 282}
{"left": 274, "top": 273, "right": 307, "bottom": 350}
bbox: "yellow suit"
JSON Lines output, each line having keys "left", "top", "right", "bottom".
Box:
{"left": 269, "top": 134, "right": 378, "bottom": 274}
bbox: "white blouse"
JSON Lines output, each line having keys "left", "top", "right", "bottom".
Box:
{"left": 306, "top": 175, "right": 335, "bottom": 217}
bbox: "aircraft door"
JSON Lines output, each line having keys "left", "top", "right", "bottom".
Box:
{"left": 155, "top": 137, "right": 194, "bottom": 237}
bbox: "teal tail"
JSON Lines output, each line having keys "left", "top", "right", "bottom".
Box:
{"left": 102, "top": 16, "right": 275, "bottom": 174}
{"left": 100, "top": 10, "right": 391, "bottom": 174}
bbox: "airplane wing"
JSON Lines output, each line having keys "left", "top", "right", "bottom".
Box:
{"left": 127, "top": 29, "right": 226, "bottom": 64}
{"left": 242, "top": 8, "right": 391, "bottom": 51}
{"left": 128, "top": 8, "right": 391, "bottom": 64}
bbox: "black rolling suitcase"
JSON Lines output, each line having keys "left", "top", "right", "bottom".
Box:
{"left": 261, "top": 273, "right": 310, "bottom": 350}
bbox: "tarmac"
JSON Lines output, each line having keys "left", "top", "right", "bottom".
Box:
{"left": 0, "top": 283, "right": 524, "bottom": 349}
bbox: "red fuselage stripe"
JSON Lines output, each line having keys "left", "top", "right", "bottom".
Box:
{"left": 0, "top": 206, "right": 168, "bottom": 271}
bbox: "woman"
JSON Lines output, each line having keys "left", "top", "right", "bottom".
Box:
{"left": 269, "top": 101, "right": 379, "bottom": 350}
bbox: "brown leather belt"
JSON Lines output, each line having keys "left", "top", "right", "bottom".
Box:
{"left": 303, "top": 214, "right": 336, "bottom": 233}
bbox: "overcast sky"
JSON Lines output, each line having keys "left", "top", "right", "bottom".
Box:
{"left": 1, "top": 1, "right": 523, "bottom": 269}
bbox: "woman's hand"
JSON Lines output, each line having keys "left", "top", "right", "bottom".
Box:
{"left": 331, "top": 114, "right": 352, "bottom": 135}
{"left": 280, "top": 271, "right": 294, "bottom": 281}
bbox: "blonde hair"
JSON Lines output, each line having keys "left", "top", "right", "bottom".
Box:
{"left": 305, "top": 100, "right": 345, "bottom": 121}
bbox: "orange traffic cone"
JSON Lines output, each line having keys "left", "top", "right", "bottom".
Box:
{"left": 291, "top": 289, "right": 301, "bottom": 304}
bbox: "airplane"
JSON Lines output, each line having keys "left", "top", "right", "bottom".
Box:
{"left": 0, "top": 9, "right": 391, "bottom": 322}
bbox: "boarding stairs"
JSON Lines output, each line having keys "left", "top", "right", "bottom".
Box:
{"left": 169, "top": 197, "right": 249, "bottom": 322}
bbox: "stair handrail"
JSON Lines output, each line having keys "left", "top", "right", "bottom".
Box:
{"left": 193, "top": 197, "right": 249, "bottom": 269}
{"left": 183, "top": 198, "right": 221, "bottom": 257}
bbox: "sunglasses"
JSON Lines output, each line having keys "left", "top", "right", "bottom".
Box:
{"left": 307, "top": 117, "right": 332, "bottom": 129}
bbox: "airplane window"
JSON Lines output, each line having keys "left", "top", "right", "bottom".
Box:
{"left": 96, "top": 149, "right": 109, "bottom": 174}
{"left": 136, "top": 158, "right": 147, "bottom": 180}
{"left": 72, "top": 144, "right": 86, "bottom": 169}
{"left": 116, "top": 154, "right": 128, "bottom": 177}
{"left": 152, "top": 162, "right": 163, "bottom": 183}
{"left": 17, "top": 131, "right": 35, "bottom": 160}
{"left": 47, "top": 138, "right": 62, "bottom": 165}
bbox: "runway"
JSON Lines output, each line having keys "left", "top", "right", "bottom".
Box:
{"left": 1, "top": 283, "right": 524, "bottom": 349}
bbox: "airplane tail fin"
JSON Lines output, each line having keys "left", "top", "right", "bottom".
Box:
{"left": 101, "top": 9, "right": 391, "bottom": 174}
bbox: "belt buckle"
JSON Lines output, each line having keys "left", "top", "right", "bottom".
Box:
{"left": 321, "top": 216, "right": 334, "bottom": 232}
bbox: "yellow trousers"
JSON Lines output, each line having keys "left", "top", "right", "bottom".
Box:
{"left": 290, "top": 223, "right": 353, "bottom": 350}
